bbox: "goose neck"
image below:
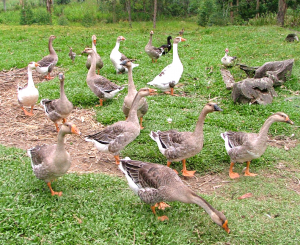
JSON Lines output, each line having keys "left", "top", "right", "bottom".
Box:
{"left": 127, "top": 66, "right": 136, "bottom": 96}
{"left": 48, "top": 38, "right": 55, "bottom": 55}
{"left": 172, "top": 43, "right": 179, "bottom": 62}
{"left": 258, "top": 116, "right": 275, "bottom": 139}
{"left": 88, "top": 51, "right": 97, "bottom": 76}
{"left": 193, "top": 108, "right": 209, "bottom": 137}
{"left": 127, "top": 92, "right": 142, "bottom": 124}
{"left": 27, "top": 66, "right": 34, "bottom": 87}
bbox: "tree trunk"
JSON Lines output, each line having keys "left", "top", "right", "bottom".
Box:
{"left": 112, "top": 0, "right": 116, "bottom": 23}
{"left": 277, "top": 0, "right": 287, "bottom": 26}
{"left": 256, "top": 0, "right": 259, "bottom": 17}
{"left": 46, "top": 0, "right": 52, "bottom": 23}
{"left": 3, "top": 0, "right": 6, "bottom": 11}
{"left": 153, "top": 0, "right": 157, "bottom": 29}
{"left": 230, "top": 1, "right": 233, "bottom": 23}
{"left": 127, "top": 0, "right": 132, "bottom": 28}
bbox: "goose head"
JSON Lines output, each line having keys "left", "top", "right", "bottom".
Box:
{"left": 167, "top": 36, "right": 172, "bottom": 41}
{"left": 205, "top": 102, "right": 223, "bottom": 112}
{"left": 138, "top": 88, "right": 157, "bottom": 97}
{"left": 49, "top": 35, "right": 56, "bottom": 41}
{"left": 60, "top": 122, "right": 81, "bottom": 135}
{"left": 174, "top": 36, "right": 186, "bottom": 44}
{"left": 150, "top": 30, "right": 154, "bottom": 36}
{"left": 92, "top": 35, "right": 97, "bottom": 46}
{"left": 120, "top": 60, "right": 132, "bottom": 68}
{"left": 225, "top": 48, "right": 229, "bottom": 54}
{"left": 28, "top": 62, "right": 39, "bottom": 69}
{"left": 211, "top": 210, "right": 230, "bottom": 234}
{"left": 271, "top": 112, "right": 294, "bottom": 124}
{"left": 82, "top": 48, "right": 94, "bottom": 55}
{"left": 117, "top": 36, "right": 126, "bottom": 42}
{"left": 58, "top": 72, "right": 65, "bottom": 82}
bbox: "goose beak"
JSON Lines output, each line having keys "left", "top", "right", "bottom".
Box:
{"left": 121, "top": 36, "right": 126, "bottom": 41}
{"left": 120, "top": 60, "right": 127, "bottom": 66}
{"left": 222, "top": 220, "right": 230, "bottom": 234}
{"left": 149, "top": 88, "right": 157, "bottom": 95}
{"left": 214, "top": 104, "right": 223, "bottom": 111}
{"left": 285, "top": 117, "right": 294, "bottom": 125}
{"left": 181, "top": 37, "right": 186, "bottom": 42}
{"left": 35, "top": 63, "right": 40, "bottom": 67}
{"left": 93, "top": 40, "right": 97, "bottom": 45}
{"left": 71, "top": 125, "right": 81, "bottom": 135}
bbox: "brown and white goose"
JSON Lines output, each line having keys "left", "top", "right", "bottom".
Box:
{"left": 28, "top": 123, "right": 81, "bottom": 196}
{"left": 17, "top": 62, "right": 39, "bottom": 116}
{"left": 145, "top": 31, "right": 164, "bottom": 63}
{"left": 119, "top": 158, "right": 230, "bottom": 233}
{"left": 121, "top": 60, "right": 149, "bottom": 129}
{"left": 221, "top": 48, "right": 237, "bottom": 67}
{"left": 150, "top": 103, "right": 222, "bottom": 177}
{"left": 221, "top": 112, "right": 294, "bottom": 179}
{"left": 41, "top": 73, "right": 73, "bottom": 132}
{"left": 69, "top": 47, "right": 76, "bottom": 63}
{"left": 86, "top": 35, "right": 103, "bottom": 74}
{"left": 85, "top": 88, "right": 156, "bottom": 165}
{"left": 82, "top": 48, "right": 124, "bottom": 106}
{"left": 110, "top": 36, "right": 139, "bottom": 74}
{"left": 36, "top": 35, "right": 58, "bottom": 80}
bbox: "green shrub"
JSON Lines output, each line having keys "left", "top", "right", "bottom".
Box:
{"left": 56, "top": 0, "right": 71, "bottom": 5}
{"left": 82, "top": 11, "right": 96, "bottom": 27}
{"left": 33, "top": 8, "right": 51, "bottom": 25}
{"left": 58, "top": 14, "right": 69, "bottom": 25}
{"left": 197, "top": 0, "right": 217, "bottom": 26}
{"left": 20, "top": 5, "right": 34, "bottom": 25}
{"left": 248, "top": 12, "right": 277, "bottom": 26}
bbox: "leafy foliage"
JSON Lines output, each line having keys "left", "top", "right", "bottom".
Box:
{"left": 19, "top": 4, "right": 34, "bottom": 25}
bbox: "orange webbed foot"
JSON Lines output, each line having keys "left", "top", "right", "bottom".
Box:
{"left": 182, "top": 169, "right": 196, "bottom": 177}
{"left": 51, "top": 191, "right": 62, "bottom": 196}
{"left": 244, "top": 172, "right": 257, "bottom": 177}
{"left": 157, "top": 215, "right": 169, "bottom": 221}
{"left": 155, "top": 202, "right": 170, "bottom": 210}
{"left": 229, "top": 172, "right": 240, "bottom": 179}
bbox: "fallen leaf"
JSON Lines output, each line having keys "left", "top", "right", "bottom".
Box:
{"left": 238, "top": 193, "right": 253, "bottom": 199}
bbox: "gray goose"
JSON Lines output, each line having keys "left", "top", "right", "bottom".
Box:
{"left": 36, "top": 35, "right": 58, "bottom": 80}
{"left": 28, "top": 123, "right": 81, "bottom": 196}
{"left": 41, "top": 73, "right": 73, "bottom": 132}
{"left": 82, "top": 48, "right": 124, "bottom": 106}
{"left": 86, "top": 35, "right": 103, "bottom": 74}
{"left": 69, "top": 47, "right": 76, "bottom": 63}
{"left": 150, "top": 103, "right": 222, "bottom": 177}
{"left": 221, "top": 112, "right": 294, "bottom": 179}
{"left": 121, "top": 60, "right": 148, "bottom": 129}
{"left": 85, "top": 88, "right": 156, "bottom": 165}
{"left": 119, "top": 158, "right": 230, "bottom": 234}
{"left": 145, "top": 30, "right": 163, "bottom": 63}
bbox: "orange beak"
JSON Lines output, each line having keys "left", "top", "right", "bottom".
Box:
{"left": 285, "top": 117, "right": 294, "bottom": 125}
{"left": 35, "top": 63, "right": 40, "bottom": 67}
{"left": 71, "top": 125, "right": 81, "bottom": 135}
{"left": 149, "top": 88, "right": 157, "bottom": 95}
{"left": 222, "top": 220, "right": 230, "bottom": 234}
{"left": 93, "top": 39, "right": 96, "bottom": 45}
{"left": 181, "top": 37, "right": 186, "bottom": 41}
{"left": 121, "top": 36, "right": 126, "bottom": 41}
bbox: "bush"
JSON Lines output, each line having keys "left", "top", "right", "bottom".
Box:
{"left": 82, "top": 12, "right": 96, "bottom": 27}
{"left": 33, "top": 9, "right": 52, "bottom": 25}
{"left": 56, "top": 0, "right": 71, "bottom": 5}
{"left": 197, "top": 0, "right": 217, "bottom": 26}
{"left": 20, "top": 5, "right": 34, "bottom": 25}
{"left": 58, "top": 14, "right": 69, "bottom": 25}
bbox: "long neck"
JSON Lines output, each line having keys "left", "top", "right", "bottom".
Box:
{"left": 114, "top": 41, "right": 120, "bottom": 51}
{"left": 127, "top": 66, "right": 137, "bottom": 97}
{"left": 127, "top": 93, "right": 143, "bottom": 124}
{"left": 258, "top": 116, "right": 276, "bottom": 139}
{"left": 190, "top": 192, "right": 217, "bottom": 217}
{"left": 147, "top": 34, "right": 153, "bottom": 46}
{"left": 172, "top": 43, "right": 179, "bottom": 62}
{"left": 168, "top": 38, "right": 171, "bottom": 45}
{"left": 59, "top": 80, "right": 67, "bottom": 100}
{"left": 48, "top": 38, "right": 55, "bottom": 55}
{"left": 56, "top": 130, "right": 66, "bottom": 150}
{"left": 92, "top": 41, "right": 97, "bottom": 52}
{"left": 193, "top": 108, "right": 209, "bottom": 137}
{"left": 88, "top": 51, "right": 97, "bottom": 77}
{"left": 27, "top": 67, "right": 34, "bottom": 87}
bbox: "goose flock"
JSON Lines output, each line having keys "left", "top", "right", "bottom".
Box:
{"left": 16, "top": 31, "right": 295, "bottom": 235}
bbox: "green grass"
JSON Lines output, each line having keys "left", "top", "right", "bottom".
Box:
{"left": 1, "top": 22, "right": 300, "bottom": 243}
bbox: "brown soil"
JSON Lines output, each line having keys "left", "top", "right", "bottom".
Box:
{"left": 0, "top": 67, "right": 298, "bottom": 195}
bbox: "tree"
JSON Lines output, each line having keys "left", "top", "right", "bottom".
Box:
{"left": 126, "top": 0, "right": 132, "bottom": 28}
{"left": 46, "top": 0, "right": 53, "bottom": 23}
{"left": 3, "top": 0, "right": 6, "bottom": 11}
{"left": 153, "top": 0, "right": 157, "bottom": 28}
{"left": 277, "top": 0, "right": 287, "bottom": 26}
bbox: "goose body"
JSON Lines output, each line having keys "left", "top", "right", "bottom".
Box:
{"left": 41, "top": 73, "right": 73, "bottom": 132}
{"left": 221, "top": 48, "right": 237, "bottom": 67}
{"left": 179, "top": 28, "right": 184, "bottom": 36}
{"left": 119, "top": 158, "right": 230, "bottom": 233}
{"left": 159, "top": 36, "right": 172, "bottom": 55}
{"left": 150, "top": 103, "right": 222, "bottom": 176}
{"left": 69, "top": 47, "right": 76, "bottom": 62}
{"left": 36, "top": 35, "right": 58, "bottom": 80}
{"left": 145, "top": 31, "right": 164, "bottom": 63}
{"left": 82, "top": 48, "right": 124, "bottom": 106}
{"left": 221, "top": 112, "right": 294, "bottom": 179}
{"left": 121, "top": 60, "right": 148, "bottom": 129}
{"left": 86, "top": 35, "right": 103, "bottom": 74}
{"left": 27, "top": 123, "right": 81, "bottom": 196}
{"left": 110, "top": 36, "right": 139, "bottom": 74}
{"left": 147, "top": 37, "right": 186, "bottom": 96}
{"left": 85, "top": 88, "right": 156, "bottom": 164}
{"left": 17, "top": 62, "right": 39, "bottom": 116}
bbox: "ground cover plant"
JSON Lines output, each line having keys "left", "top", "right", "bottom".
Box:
{"left": 0, "top": 22, "right": 300, "bottom": 243}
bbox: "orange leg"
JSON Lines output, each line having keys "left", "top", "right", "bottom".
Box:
{"left": 151, "top": 203, "right": 169, "bottom": 221}
{"left": 47, "top": 182, "right": 62, "bottom": 196}
{"left": 45, "top": 73, "right": 54, "bottom": 80}
{"left": 244, "top": 161, "right": 257, "bottom": 177}
{"left": 181, "top": 159, "right": 196, "bottom": 177}
{"left": 96, "top": 99, "right": 103, "bottom": 107}
{"left": 114, "top": 155, "right": 120, "bottom": 165}
{"left": 229, "top": 162, "right": 240, "bottom": 179}
{"left": 97, "top": 69, "right": 100, "bottom": 75}
{"left": 140, "top": 117, "right": 144, "bottom": 130}
{"left": 21, "top": 106, "right": 34, "bottom": 116}
{"left": 62, "top": 118, "right": 67, "bottom": 123}
{"left": 54, "top": 123, "right": 60, "bottom": 132}
{"left": 170, "top": 88, "right": 174, "bottom": 96}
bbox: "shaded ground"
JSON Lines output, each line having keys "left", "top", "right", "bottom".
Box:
{"left": 0, "top": 67, "right": 298, "bottom": 195}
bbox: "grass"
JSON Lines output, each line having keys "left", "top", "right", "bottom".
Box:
{"left": 0, "top": 22, "right": 300, "bottom": 243}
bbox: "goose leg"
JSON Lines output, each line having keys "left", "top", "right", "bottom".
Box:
{"left": 62, "top": 118, "right": 67, "bottom": 123}
{"left": 114, "top": 155, "right": 120, "bottom": 165}
{"left": 244, "top": 161, "right": 257, "bottom": 177}
{"left": 139, "top": 117, "right": 144, "bottom": 130}
{"left": 97, "top": 69, "right": 100, "bottom": 75}
{"left": 181, "top": 159, "right": 196, "bottom": 177}
{"left": 47, "top": 182, "right": 62, "bottom": 196}
{"left": 167, "top": 161, "right": 178, "bottom": 174}
{"left": 151, "top": 203, "right": 169, "bottom": 221}
{"left": 21, "top": 106, "right": 34, "bottom": 116}
{"left": 54, "top": 123, "right": 60, "bottom": 132}
{"left": 96, "top": 99, "right": 103, "bottom": 107}
{"left": 229, "top": 162, "right": 240, "bottom": 179}
{"left": 45, "top": 73, "right": 54, "bottom": 80}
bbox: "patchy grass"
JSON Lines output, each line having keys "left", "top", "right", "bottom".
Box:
{"left": 0, "top": 22, "right": 300, "bottom": 243}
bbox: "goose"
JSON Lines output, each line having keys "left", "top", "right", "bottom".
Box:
{"left": 121, "top": 60, "right": 149, "bottom": 129}
{"left": 85, "top": 88, "right": 156, "bottom": 165}
{"left": 82, "top": 48, "right": 124, "bottom": 106}
{"left": 110, "top": 36, "right": 139, "bottom": 74}
{"left": 221, "top": 112, "right": 294, "bottom": 179}
{"left": 86, "top": 35, "right": 103, "bottom": 74}
{"left": 221, "top": 48, "right": 237, "bottom": 67}
{"left": 145, "top": 30, "right": 164, "bottom": 63}
{"left": 150, "top": 103, "right": 222, "bottom": 177}
{"left": 179, "top": 28, "right": 184, "bottom": 36}
{"left": 147, "top": 36, "right": 186, "bottom": 96}
{"left": 40, "top": 73, "right": 74, "bottom": 132}
{"left": 119, "top": 158, "right": 230, "bottom": 233}
{"left": 28, "top": 123, "right": 81, "bottom": 196}
{"left": 69, "top": 47, "right": 76, "bottom": 63}
{"left": 36, "top": 35, "right": 58, "bottom": 80}
{"left": 17, "top": 62, "right": 39, "bottom": 116}
{"left": 159, "top": 36, "right": 172, "bottom": 55}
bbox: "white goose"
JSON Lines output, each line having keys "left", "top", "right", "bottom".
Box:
{"left": 147, "top": 37, "right": 186, "bottom": 96}
{"left": 17, "top": 62, "right": 39, "bottom": 116}
{"left": 110, "top": 36, "right": 139, "bottom": 74}
{"left": 221, "top": 48, "right": 237, "bottom": 67}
